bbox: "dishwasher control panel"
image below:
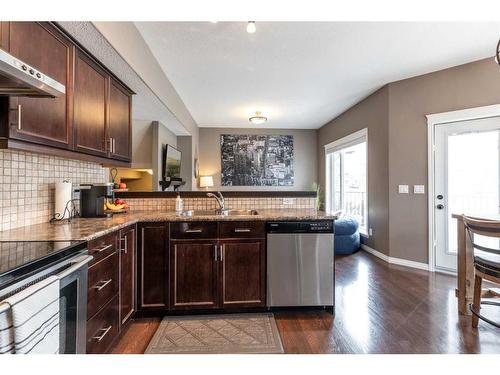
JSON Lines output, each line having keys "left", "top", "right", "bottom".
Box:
{"left": 266, "top": 221, "right": 334, "bottom": 233}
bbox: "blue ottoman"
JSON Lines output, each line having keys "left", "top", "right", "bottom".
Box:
{"left": 334, "top": 215, "right": 360, "bottom": 255}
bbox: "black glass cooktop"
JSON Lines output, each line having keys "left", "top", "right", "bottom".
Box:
{"left": 0, "top": 241, "right": 86, "bottom": 289}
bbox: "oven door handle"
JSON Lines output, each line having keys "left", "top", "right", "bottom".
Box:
{"left": 56, "top": 255, "right": 93, "bottom": 279}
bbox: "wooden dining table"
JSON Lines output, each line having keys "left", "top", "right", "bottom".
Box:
{"left": 453, "top": 213, "right": 500, "bottom": 315}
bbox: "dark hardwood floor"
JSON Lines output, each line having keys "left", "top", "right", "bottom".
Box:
{"left": 111, "top": 251, "right": 500, "bottom": 354}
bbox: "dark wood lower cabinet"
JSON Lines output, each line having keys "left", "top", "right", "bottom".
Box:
{"left": 220, "top": 239, "right": 266, "bottom": 308}
{"left": 138, "top": 222, "right": 169, "bottom": 310}
{"left": 119, "top": 225, "right": 136, "bottom": 326}
{"left": 170, "top": 240, "right": 219, "bottom": 310}
{"left": 86, "top": 295, "right": 119, "bottom": 354}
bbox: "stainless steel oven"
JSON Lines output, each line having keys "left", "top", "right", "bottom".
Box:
{"left": 0, "top": 241, "right": 92, "bottom": 354}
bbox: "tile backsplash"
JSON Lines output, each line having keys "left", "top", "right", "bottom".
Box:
{"left": 0, "top": 150, "right": 107, "bottom": 231}
{"left": 126, "top": 197, "right": 316, "bottom": 212}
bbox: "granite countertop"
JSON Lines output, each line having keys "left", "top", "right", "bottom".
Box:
{"left": 0, "top": 209, "right": 337, "bottom": 242}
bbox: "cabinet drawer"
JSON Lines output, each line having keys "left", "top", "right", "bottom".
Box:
{"left": 170, "top": 222, "right": 218, "bottom": 239}
{"left": 88, "top": 232, "right": 117, "bottom": 264}
{"left": 88, "top": 251, "right": 119, "bottom": 319}
{"left": 219, "top": 221, "right": 265, "bottom": 239}
{"left": 86, "top": 295, "right": 119, "bottom": 354}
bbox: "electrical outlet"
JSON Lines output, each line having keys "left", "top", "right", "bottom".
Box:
{"left": 283, "top": 198, "right": 296, "bottom": 205}
{"left": 398, "top": 185, "right": 409, "bottom": 194}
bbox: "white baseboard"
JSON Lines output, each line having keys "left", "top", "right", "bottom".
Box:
{"left": 360, "top": 244, "right": 430, "bottom": 271}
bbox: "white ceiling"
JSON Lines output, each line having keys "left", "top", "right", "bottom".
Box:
{"left": 135, "top": 22, "right": 500, "bottom": 129}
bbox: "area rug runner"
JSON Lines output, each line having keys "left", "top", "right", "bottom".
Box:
{"left": 145, "top": 313, "right": 284, "bottom": 354}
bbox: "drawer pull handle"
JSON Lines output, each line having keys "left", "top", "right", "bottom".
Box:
{"left": 92, "top": 325, "right": 112, "bottom": 342}
{"left": 94, "top": 244, "right": 113, "bottom": 253}
{"left": 92, "top": 279, "right": 112, "bottom": 291}
{"left": 234, "top": 228, "right": 251, "bottom": 233}
{"left": 185, "top": 229, "right": 202, "bottom": 233}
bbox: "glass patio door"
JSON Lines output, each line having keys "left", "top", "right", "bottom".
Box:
{"left": 434, "top": 117, "right": 500, "bottom": 271}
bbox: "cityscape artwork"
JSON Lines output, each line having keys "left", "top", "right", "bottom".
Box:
{"left": 220, "top": 134, "right": 294, "bottom": 186}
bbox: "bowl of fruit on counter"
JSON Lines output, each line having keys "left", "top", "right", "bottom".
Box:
{"left": 104, "top": 198, "right": 130, "bottom": 214}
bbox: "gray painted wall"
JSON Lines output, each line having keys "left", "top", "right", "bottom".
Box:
{"left": 152, "top": 121, "right": 178, "bottom": 192}
{"left": 317, "top": 87, "right": 390, "bottom": 254}
{"left": 199, "top": 128, "right": 318, "bottom": 191}
{"left": 177, "top": 136, "right": 193, "bottom": 191}
{"left": 317, "top": 57, "right": 500, "bottom": 264}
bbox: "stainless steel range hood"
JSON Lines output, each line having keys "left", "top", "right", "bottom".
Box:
{"left": 0, "top": 49, "right": 65, "bottom": 98}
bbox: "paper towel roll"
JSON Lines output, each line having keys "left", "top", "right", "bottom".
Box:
{"left": 55, "top": 181, "right": 73, "bottom": 220}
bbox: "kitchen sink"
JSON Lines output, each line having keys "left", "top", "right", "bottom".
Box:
{"left": 175, "top": 209, "right": 259, "bottom": 217}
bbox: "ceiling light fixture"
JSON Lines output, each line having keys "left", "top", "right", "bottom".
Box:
{"left": 246, "top": 21, "right": 256, "bottom": 34}
{"left": 249, "top": 111, "right": 267, "bottom": 125}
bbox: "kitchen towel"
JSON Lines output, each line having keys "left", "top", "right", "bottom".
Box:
{"left": 0, "top": 302, "right": 14, "bottom": 354}
{"left": 3, "top": 276, "right": 60, "bottom": 354}
{"left": 55, "top": 180, "right": 73, "bottom": 220}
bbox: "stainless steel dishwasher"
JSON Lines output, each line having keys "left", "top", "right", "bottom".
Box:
{"left": 266, "top": 221, "right": 334, "bottom": 309}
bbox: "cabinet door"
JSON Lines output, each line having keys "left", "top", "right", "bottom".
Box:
{"left": 6, "top": 22, "right": 73, "bottom": 149}
{"left": 170, "top": 241, "right": 218, "bottom": 310}
{"left": 108, "top": 79, "right": 132, "bottom": 161}
{"left": 119, "top": 225, "right": 136, "bottom": 326}
{"left": 73, "top": 50, "right": 108, "bottom": 157}
{"left": 220, "top": 240, "right": 266, "bottom": 308}
{"left": 138, "top": 223, "right": 168, "bottom": 310}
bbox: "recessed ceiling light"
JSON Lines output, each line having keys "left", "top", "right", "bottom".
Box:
{"left": 249, "top": 111, "right": 267, "bottom": 125}
{"left": 246, "top": 21, "right": 256, "bottom": 34}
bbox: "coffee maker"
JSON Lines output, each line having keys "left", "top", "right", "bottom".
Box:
{"left": 79, "top": 183, "right": 114, "bottom": 218}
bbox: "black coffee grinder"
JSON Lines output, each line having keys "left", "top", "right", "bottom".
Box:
{"left": 80, "top": 183, "right": 114, "bottom": 218}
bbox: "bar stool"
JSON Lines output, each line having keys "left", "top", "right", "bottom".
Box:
{"left": 463, "top": 215, "right": 500, "bottom": 328}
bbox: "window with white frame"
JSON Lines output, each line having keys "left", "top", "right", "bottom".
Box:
{"left": 325, "top": 128, "right": 368, "bottom": 235}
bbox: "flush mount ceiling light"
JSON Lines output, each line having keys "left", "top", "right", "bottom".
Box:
{"left": 249, "top": 111, "right": 267, "bottom": 125}
{"left": 246, "top": 21, "right": 256, "bottom": 34}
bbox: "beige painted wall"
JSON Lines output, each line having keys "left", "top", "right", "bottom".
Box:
{"left": 131, "top": 120, "right": 153, "bottom": 169}
{"left": 317, "top": 87, "right": 390, "bottom": 253}
{"left": 199, "top": 128, "right": 318, "bottom": 191}
{"left": 388, "top": 57, "right": 500, "bottom": 263}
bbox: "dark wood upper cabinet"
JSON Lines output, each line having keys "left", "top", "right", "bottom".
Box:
{"left": 219, "top": 239, "right": 266, "bottom": 308}
{"left": 138, "top": 223, "right": 169, "bottom": 310}
{"left": 73, "top": 50, "right": 108, "bottom": 157}
{"left": 108, "top": 79, "right": 132, "bottom": 161}
{"left": 170, "top": 240, "right": 219, "bottom": 310}
{"left": 3, "top": 22, "right": 73, "bottom": 149}
{"left": 0, "top": 22, "right": 134, "bottom": 166}
{"left": 119, "top": 225, "right": 136, "bottom": 326}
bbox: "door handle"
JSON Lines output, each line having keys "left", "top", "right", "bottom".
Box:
{"left": 214, "top": 245, "right": 218, "bottom": 261}
{"left": 234, "top": 228, "right": 251, "bottom": 233}
{"left": 94, "top": 244, "right": 113, "bottom": 253}
{"left": 185, "top": 229, "right": 202, "bottom": 233}
{"left": 436, "top": 204, "right": 444, "bottom": 210}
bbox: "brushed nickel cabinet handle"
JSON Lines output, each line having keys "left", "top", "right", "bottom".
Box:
{"left": 17, "top": 104, "right": 22, "bottom": 130}
{"left": 94, "top": 244, "right": 113, "bottom": 253}
{"left": 220, "top": 244, "right": 225, "bottom": 262}
{"left": 92, "top": 325, "right": 112, "bottom": 342}
{"left": 234, "top": 228, "right": 251, "bottom": 233}
{"left": 120, "top": 236, "right": 127, "bottom": 254}
{"left": 113, "top": 138, "right": 116, "bottom": 153}
{"left": 214, "top": 245, "right": 217, "bottom": 261}
{"left": 185, "top": 229, "right": 202, "bottom": 233}
{"left": 92, "top": 279, "right": 112, "bottom": 291}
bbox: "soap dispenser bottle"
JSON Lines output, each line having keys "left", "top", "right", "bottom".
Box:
{"left": 175, "top": 193, "right": 184, "bottom": 213}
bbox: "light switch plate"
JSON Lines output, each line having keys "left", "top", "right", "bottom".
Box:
{"left": 398, "top": 185, "right": 409, "bottom": 194}
{"left": 283, "top": 198, "right": 296, "bottom": 205}
{"left": 414, "top": 185, "right": 425, "bottom": 194}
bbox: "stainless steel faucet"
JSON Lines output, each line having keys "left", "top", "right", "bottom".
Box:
{"left": 207, "top": 191, "right": 226, "bottom": 213}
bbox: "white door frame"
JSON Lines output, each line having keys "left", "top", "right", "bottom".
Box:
{"left": 426, "top": 104, "right": 500, "bottom": 272}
